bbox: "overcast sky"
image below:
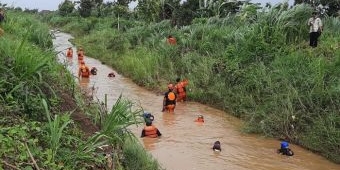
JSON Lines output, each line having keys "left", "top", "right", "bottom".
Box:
{"left": 0, "top": 0, "right": 294, "bottom": 11}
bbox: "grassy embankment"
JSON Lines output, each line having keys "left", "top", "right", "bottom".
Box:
{"left": 0, "top": 11, "right": 162, "bottom": 170}
{"left": 44, "top": 4, "right": 340, "bottom": 163}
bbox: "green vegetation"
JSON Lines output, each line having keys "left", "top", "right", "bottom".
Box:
{"left": 0, "top": 11, "right": 162, "bottom": 170}
{"left": 41, "top": 1, "right": 340, "bottom": 164}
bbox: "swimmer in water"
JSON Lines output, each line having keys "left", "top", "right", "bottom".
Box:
{"left": 212, "top": 141, "right": 221, "bottom": 152}
{"left": 108, "top": 72, "right": 115, "bottom": 77}
{"left": 194, "top": 115, "right": 204, "bottom": 123}
{"left": 277, "top": 141, "right": 294, "bottom": 156}
{"left": 90, "top": 67, "right": 97, "bottom": 75}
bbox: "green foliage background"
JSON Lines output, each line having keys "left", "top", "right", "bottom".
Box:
{"left": 0, "top": 10, "right": 161, "bottom": 170}
{"left": 44, "top": 2, "right": 340, "bottom": 163}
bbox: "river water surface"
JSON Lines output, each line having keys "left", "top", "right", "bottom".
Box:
{"left": 53, "top": 32, "right": 340, "bottom": 170}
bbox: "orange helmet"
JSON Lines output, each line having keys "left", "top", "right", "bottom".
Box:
{"left": 168, "top": 84, "right": 174, "bottom": 89}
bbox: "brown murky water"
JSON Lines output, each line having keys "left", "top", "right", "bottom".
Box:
{"left": 53, "top": 32, "right": 340, "bottom": 170}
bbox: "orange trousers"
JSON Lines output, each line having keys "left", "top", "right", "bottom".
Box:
{"left": 165, "top": 104, "right": 175, "bottom": 113}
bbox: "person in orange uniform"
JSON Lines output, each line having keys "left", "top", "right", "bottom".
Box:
{"left": 162, "top": 84, "right": 177, "bottom": 113}
{"left": 175, "top": 78, "right": 188, "bottom": 102}
{"left": 77, "top": 48, "right": 85, "bottom": 61}
{"left": 78, "top": 61, "right": 90, "bottom": 78}
{"left": 194, "top": 115, "right": 204, "bottom": 123}
{"left": 66, "top": 47, "right": 73, "bottom": 58}
{"left": 167, "top": 35, "right": 177, "bottom": 45}
{"left": 141, "top": 121, "right": 162, "bottom": 138}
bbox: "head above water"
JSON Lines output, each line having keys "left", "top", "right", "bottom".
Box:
{"left": 176, "top": 77, "right": 181, "bottom": 82}
{"left": 281, "top": 141, "right": 289, "bottom": 148}
{"left": 168, "top": 83, "right": 174, "bottom": 90}
{"left": 213, "top": 141, "right": 221, "bottom": 151}
{"left": 143, "top": 112, "right": 154, "bottom": 121}
{"left": 198, "top": 115, "right": 204, "bottom": 119}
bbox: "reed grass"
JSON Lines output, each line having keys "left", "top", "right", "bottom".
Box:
{"left": 46, "top": 3, "right": 340, "bottom": 163}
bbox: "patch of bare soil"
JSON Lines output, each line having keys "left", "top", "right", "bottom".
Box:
{"left": 57, "top": 90, "right": 99, "bottom": 137}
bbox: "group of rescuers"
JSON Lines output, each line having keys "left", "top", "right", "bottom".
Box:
{"left": 66, "top": 47, "right": 114, "bottom": 78}
{"left": 67, "top": 36, "right": 294, "bottom": 155}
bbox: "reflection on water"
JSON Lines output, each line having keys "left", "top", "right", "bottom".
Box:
{"left": 162, "top": 112, "right": 176, "bottom": 126}
{"left": 142, "top": 137, "right": 158, "bottom": 151}
{"left": 53, "top": 32, "right": 340, "bottom": 170}
{"left": 79, "top": 77, "right": 90, "bottom": 89}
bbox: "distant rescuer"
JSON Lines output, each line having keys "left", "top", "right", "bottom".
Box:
{"left": 308, "top": 11, "right": 323, "bottom": 48}
{"left": 66, "top": 47, "right": 73, "bottom": 58}
{"left": 78, "top": 61, "right": 90, "bottom": 78}
{"left": 277, "top": 140, "right": 294, "bottom": 156}
{"left": 167, "top": 35, "right": 177, "bottom": 45}
{"left": 162, "top": 84, "right": 177, "bottom": 113}
{"left": 175, "top": 78, "right": 188, "bottom": 102}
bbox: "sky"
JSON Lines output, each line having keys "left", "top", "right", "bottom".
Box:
{"left": 0, "top": 0, "right": 294, "bottom": 11}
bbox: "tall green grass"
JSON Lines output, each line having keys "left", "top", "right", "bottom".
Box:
{"left": 0, "top": 10, "right": 107, "bottom": 170}
{"left": 122, "top": 139, "right": 163, "bottom": 170}
{"left": 43, "top": 99, "right": 71, "bottom": 162}
{"left": 0, "top": 15, "right": 58, "bottom": 119}
{"left": 46, "top": 3, "right": 340, "bottom": 163}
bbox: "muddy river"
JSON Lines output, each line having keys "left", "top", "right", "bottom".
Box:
{"left": 53, "top": 31, "right": 340, "bottom": 170}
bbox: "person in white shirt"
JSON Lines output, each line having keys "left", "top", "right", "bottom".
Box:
{"left": 308, "top": 12, "right": 323, "bottom": 48}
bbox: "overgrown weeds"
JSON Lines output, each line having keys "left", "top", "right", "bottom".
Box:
{"left": 46, "top": 3, "right": 340, "bottom": 163}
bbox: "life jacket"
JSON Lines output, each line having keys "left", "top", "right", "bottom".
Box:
{"left": 167, "top": 91, "right": 176, "bottom": 102}
{"left": 176, "top": 82, "right": 185, "bottom": 93}
{"left": 144, "top": 126, "right": 158, "bottom": 138}
{"left": 80, "top": 66, "right": 90, "bottom": 77}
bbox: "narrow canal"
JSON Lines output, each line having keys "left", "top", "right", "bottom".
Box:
{"left": 53, "top": 31, "right": 340, "bottom": 170}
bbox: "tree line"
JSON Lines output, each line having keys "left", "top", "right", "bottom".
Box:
{"left": 56, "top": 0, "right": 339, "bottom": 26}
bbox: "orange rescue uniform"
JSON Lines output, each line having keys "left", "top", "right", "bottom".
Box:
{"left": 167, "top": 37, "right": 177, "bottom": 45}
{"left": 175, "top": 79, "right": 188, "bottom": 102}
{"left": 78, "top": 65, "right": 90, "bottom": 78}
{"left": 141, "top": 125, "right": 162, "bottom": 138}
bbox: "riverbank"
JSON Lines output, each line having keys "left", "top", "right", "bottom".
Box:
{"left": 0, "top": 11, "right": 162, "bottom": 170}
{"left": 42, "top": 3, "right": 340, "bottom": 163}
